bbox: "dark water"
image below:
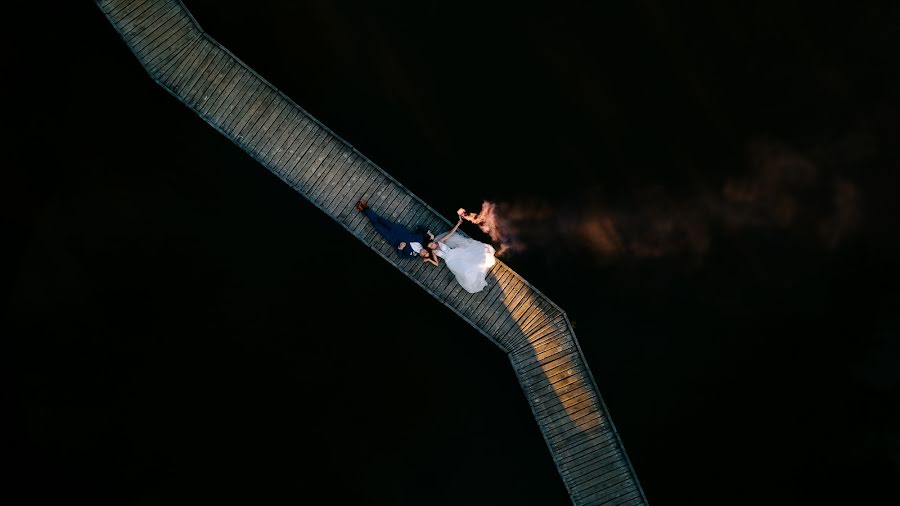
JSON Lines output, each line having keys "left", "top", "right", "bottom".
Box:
{"left": 6, "top": 0, "right": 899, "bottom": 504}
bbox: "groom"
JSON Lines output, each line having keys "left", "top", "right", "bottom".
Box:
{"left": 356, "top": 199, "right": 432, "bottom": 259}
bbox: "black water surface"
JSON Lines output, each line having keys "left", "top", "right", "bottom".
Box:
{"left": 5, "top": 1, "right": 899, "bottom": 504}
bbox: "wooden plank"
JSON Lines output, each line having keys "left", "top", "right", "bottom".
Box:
{"left": 560, "top": 431, "right": 619, "bottom": 465}
{"left": 527, "top": 320, "right": 572, "bottom": 350}
{"left": 484, "top": 272, "right": 521, "bottom": 335}
{"left": 577, "top": 472, "right": 636, "bottom": 502}
{"left": 293, "top": 136, "right": 339, "bottom": 193}
{"left": 505, "top": 290, "right": 539, "bottom": 334}
{"left": 128, "top": 5, "right": 182, "bottom": 53}
{"left": 104, "top": 0, "right": 149, "bottom": 17}
{"left": 234, "top": 87, "right": 279, "bottom": 144}
{"left": 572, "top": 469, "right": 634, "bottom": 504}
{"left": 471, "top": 269, "right": 514, "bottom": 329}
{"left": 232, "top": 88, "right": 277, "bottom": 142}
{"left": 516, "top": 298, "right": 552, "bottom": 336}
{"left": 365, "top": 183, "right": 401, "bottom": 236}
{"left": 468, "top": 263, "right": 506, "bottom": 317}
{"left": 245, "top": 97, "right": 288, "bottom": 152}
{"left": 564, "top": 448, "right": 623, "bottom": 482}
{"left": 242, "top": 93, "right": 286, "bottom": 147}
{"left": 115, "top": 0, "right": 163, "bottom": 36}
{"left": 128, "top": 3, "right": 181, "bottom": 52}
{"left": 298, "top": 139, "right": 343, "bottom": 193}
{"left": 454, "top": 264, "right": 501, "bottom": 319}
{"left": 513, "top": 334, "right": 576, "bottom": 368}
{"left": 491, "top": 279, "right": 533, "bottom": 340}
{"left": 107, "top": 0, "right": 152, "bottom": 19}
{"left": 536, "top": 392, "right": 598, "bottom": 426}
{"left": 347, "top": 172, "right": 388, "bottom": 239}
{"left": 210, "top": 68, "right": 255, "bottom": 127}
{"left": 556, "top": 432, "right": 619, "bottom": 466}
{"left": 522, "top": 302, "right": 557, "bottom": 337}
{"left": 526, "top": 373, "right": 593, "bottom": 408}
{"left": 606, "top": 489, "right": 644, "bottom": 506}
{"left": 571, "top": 463, "right": 630, "bottom": 498}
{"left": 270, "top": 115, "right": 314, "bottom": 171}
{"left": 525, "top": 364, "right": 587, "bottom": 403}
{"left": 184, "top": 47, "right": 228, "bottom": 109}
{"left": 154, "top": 29, "right": 201, "bottom": 80}
{"left": 255, "top": 106, "right": 297, "bottom": 164}
{"left": 218, "top": 74, "right": 264, "bottom": 132}
{"left": 521, "top": 350, "right": 583, "bottom": 381}
{"left": 507, "top": 301, "right": 551, "bottom": 350}
{"left": 186, "top": 49, "right": 233, "bottom": 108}
{"left": 526, "top": 315, "right": 570, "bottom": 349}
{"left": 531, "top": 380, "right": 600, "bottom": 416}
{"left": 145, "top": 20, "right": 197, "bottom": 75}
{"left": 525, "top": 369, "right": 591, "bottom": 402}
{"left": 180, "top": 46, "right": 223, "bottom": 106}
{"left": 522, "top": 330, "right": 570, "bottom": 361}
{"left": 322, "top": 157, "right": 366, "bottom": 217}
{"left": 567, "top": 456, "right": 627, "bottom": 489}
{"left": 539, "top": 395, "right": 601, "bottom": 430}
{"left": 310, "top": 151, "right": 358, "bottom": 209}
{"left": 284, "top": 126, "right": 327, "bottom": 178}
{"left": 363, "top": 184, "right": 404, "bottom": 247}
{"left": 556, "top": 433, "right": 618, "bottom": 467}
{"left": 568, "top": 460, "right": 628, "bottom": 496}
{"left": 267, "top": 115, "right": 312, "bottom": 171}
{"left": 385, "top": 190, "right": 414, "bottom": 221}
{"left": 522, "top": 349, "right": 583, "bottom": 384}
{"left": 532, "top": 376, "right": 596, "bottom": 410}
{"left": 539, "top": 393, "right": 599, "bottom": 426}
{"left": 170, "top": 38, "right": 212, "bottom": 94}
{"left": 120, "top": 0, "right": 169, "bottom": 38}
{"left": 304, "top": 145, "right": 348, "bottom": 202}
{"left": 192, "top": 57, "right": 238, "bottom": 116}
{"left": 312, "top": 152, "right": 360, "bottom": 213}
{"left": 135, "top": 13, "right": 189, "bottom": 62}
{"left": 548, "top": 414, "right": 608, "bottom": 448}
{"left": 317, "top": 153, "right": 362, "bottom": 212}
{"left": 482, "top": 270, "right": 517, "bottom": 326}
{"left": 342, "top": 163, "right": 384, "bottom": 232}
{"left": 286, "top": 131, "right": 331, "bottom": 183}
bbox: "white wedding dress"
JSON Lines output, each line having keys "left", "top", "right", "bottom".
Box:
{"left": 433, "top": 233, "right": 496, "bottom": 293}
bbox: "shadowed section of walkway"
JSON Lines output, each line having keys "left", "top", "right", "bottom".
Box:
{"left": 95, "top": 1, "right": 647, "bottom": 503}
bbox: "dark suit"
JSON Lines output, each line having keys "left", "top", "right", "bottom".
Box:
{"left": 363, "top": 208, "right": 427, "bottom": 258}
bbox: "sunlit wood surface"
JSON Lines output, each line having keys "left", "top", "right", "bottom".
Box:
{"left": 95, "top": 1, "right": 647, "bottom": 503}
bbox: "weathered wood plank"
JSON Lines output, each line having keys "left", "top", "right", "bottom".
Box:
{"left": 219, "top": 75, "right": 264, "bottom": 132}
{"left": 128, "top": 3, "right": 181, "bottom": 52}
{"left": 170, "top": 38, "right": 213, "bottom": 94}
{"left": 183, "top": 47, "right": 227, "bottom": 109}
{"left": 115, "top": 0, "right": 164, "bottom": 36}
{"left": 255, "top": 106, "right": 297, "bottom": 164}
{"left": 134, "top": 12, "right": 189, "bottom": 62}
{"left": 120, "top": 0, "right": 169, "bottom": 39}
{"left": 145, "top": 20, "right": 197, "bottom": 75}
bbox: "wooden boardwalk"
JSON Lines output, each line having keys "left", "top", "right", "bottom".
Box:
{"left": 95, "top": 1, "right": 647, "bottom": 503}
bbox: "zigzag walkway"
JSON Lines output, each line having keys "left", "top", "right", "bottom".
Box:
{"left": 95, "top": 1, "right": 647, "bottom": 503}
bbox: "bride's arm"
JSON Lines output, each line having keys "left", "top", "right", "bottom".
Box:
{"left": 423, "top": 255, "right": 439, "bottom": 266}
{"left": 438, "top": 217, "right": 464, "bottom": 244}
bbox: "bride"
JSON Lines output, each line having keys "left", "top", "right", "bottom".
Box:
{"left": 423, "top": 210, "right": 496, "bottom": 293}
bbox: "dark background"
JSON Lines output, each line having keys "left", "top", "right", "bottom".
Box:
{"left": 5, "top": 0, "right": 899, "bottom": 504}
